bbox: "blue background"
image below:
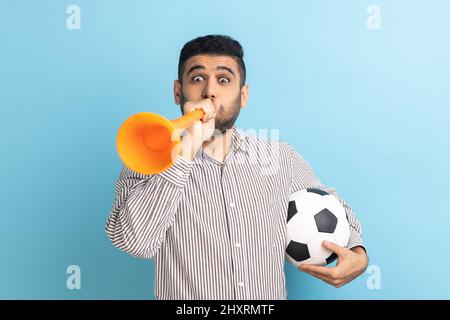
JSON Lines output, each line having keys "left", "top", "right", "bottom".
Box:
{"left": 1, "top": 0, "right": 449, "bottom": 299}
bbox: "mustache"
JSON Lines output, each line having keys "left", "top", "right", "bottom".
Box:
{"left": 178, "top": 91, "right": 242, "bottom": 132}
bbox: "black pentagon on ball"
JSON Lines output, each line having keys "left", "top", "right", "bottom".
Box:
{"left": 286, "top": 240, "right": 310, "bottom": 262}
{"left": 326, "top": 253, "right": 338, "bottom": 265}
{"left": 306, "top": 188, "right": 329, "bottom": 196}
{"left": 287, "top": 200, "right": 297, "bottom": 222}
{"left": 314, "top": 208, "right": 338, "bottom": 233}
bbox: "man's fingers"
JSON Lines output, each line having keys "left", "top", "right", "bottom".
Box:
{"left": 300, "top": 264, "right": 345, "bottom": 287}
{"left": 191, "top": 102, "right": 209, "bottom": 122}
{"left": 300, "top": 267, "right": 333, "bottom": 285}
{"left": 323, "top": 240, "right": 347, "bottom": 257}
{"left": 184, "top": 99, "right": 218, "bottom": 124}
{"left": 184, "top": 101, "right": 211, "bottom": 122}
{"left": 203, "top": 102, "right": 212, "bottom": 121}
{"left": 299, "top": 264, "right": 334, "bottom": 278}
{"left": 197, "top": 100, "right": 214, "bottom": 122}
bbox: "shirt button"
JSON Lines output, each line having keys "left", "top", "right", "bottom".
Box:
{"left": 238, "top": 282, "right": 244, "bottom": 287}
{"left": 229, "top": 202, "right": 235, "bottom": 208}
{"left": 235, "top": 243, "right": 241, "bottom": 248}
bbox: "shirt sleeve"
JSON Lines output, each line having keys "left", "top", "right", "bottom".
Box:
{"left": 287, "top": 143, "right": 366, "bottom": 252}
{"left": 105, "top": 156, "right": 194, "bottom": 259}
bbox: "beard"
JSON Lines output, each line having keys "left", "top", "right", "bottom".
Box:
{"left": 180, "top": 90, "right": 242, "bottom": 134}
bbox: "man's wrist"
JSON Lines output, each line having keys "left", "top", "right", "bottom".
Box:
{"left": 351, "top": 246, "right": 367, "bottom": 256}
{"left": 351, "top": 246, "right": 369, "bottom": 269}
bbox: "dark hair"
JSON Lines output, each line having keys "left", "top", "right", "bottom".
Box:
{"left": 178, "top": 34, "right": 246, "bottom": 87}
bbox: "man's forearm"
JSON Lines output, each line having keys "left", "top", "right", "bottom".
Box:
{"left": 351, "top": 246, "right": 369, "bottom": 268}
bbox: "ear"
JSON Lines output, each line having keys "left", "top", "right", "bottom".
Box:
{"left": 174, "top": 79, "right": 181, "bottom": 105}
{"left": 240, "top": 84, "right": 249, "bottom": 109}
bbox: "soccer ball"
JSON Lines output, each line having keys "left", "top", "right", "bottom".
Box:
{"left": 285, "top": 188, "right": 350, "bottom": 266}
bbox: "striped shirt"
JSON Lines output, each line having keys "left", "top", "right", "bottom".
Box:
{"left": 105, "top": 126, "right": 364, "bottom": 300}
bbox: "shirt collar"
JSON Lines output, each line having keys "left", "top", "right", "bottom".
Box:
{"left": 231, "top": 126, "right": 249, "bottom": 152}
{"left": 195, "top": 126, "right": 249, "bottom": 162}
{"left": 230, "top": 126, "right": 248, "bottom": 153}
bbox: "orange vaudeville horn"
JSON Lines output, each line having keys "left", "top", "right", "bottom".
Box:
{"left": 116, "top": 109, "right": 204, "bottom": 174}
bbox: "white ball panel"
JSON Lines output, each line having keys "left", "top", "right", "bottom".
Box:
{"left": 307, "top": 233, "right": 336, "bottom": 260}
{"left": 322, "top": 195, "right": 347, "bottom": 220}
{"left": 289, "top": 191, "right": 325, "bottom": 216}
{"left": 287, "top": 213, "right": 317, "bottom": 243}
{"left": 298, "top": 256, "right": 327, "bottom": 266}
{"left": 334, "top": 218, "right": 351, "bottom": 247}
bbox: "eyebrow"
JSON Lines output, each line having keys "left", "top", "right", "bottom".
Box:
{"left": 187, "top": 65, "right": 235, "bottom": 77}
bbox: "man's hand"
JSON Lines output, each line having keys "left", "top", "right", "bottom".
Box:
{"left": 179, "top": 98, "right": 220, "bottom": 161}
{"left": 299, "top": 241, "right": 368, "bottom": 288}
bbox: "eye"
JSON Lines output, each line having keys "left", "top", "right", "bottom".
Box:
{"left": 219, "top": 77, "right": 230, "bottom": 84}
{"left": 192, "top": 76, "right": 204, "bottom": 82}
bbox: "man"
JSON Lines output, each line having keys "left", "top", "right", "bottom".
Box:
{"left": 106, "top": 35, "right": 368, "bottom": 299}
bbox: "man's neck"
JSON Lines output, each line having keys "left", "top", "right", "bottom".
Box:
{"left": 202, "top": 128, "right": 234, "bottom": 163}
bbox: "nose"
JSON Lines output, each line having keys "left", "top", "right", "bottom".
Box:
{"left": 202, "top": 79, "right": 217, "bottom": 100}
